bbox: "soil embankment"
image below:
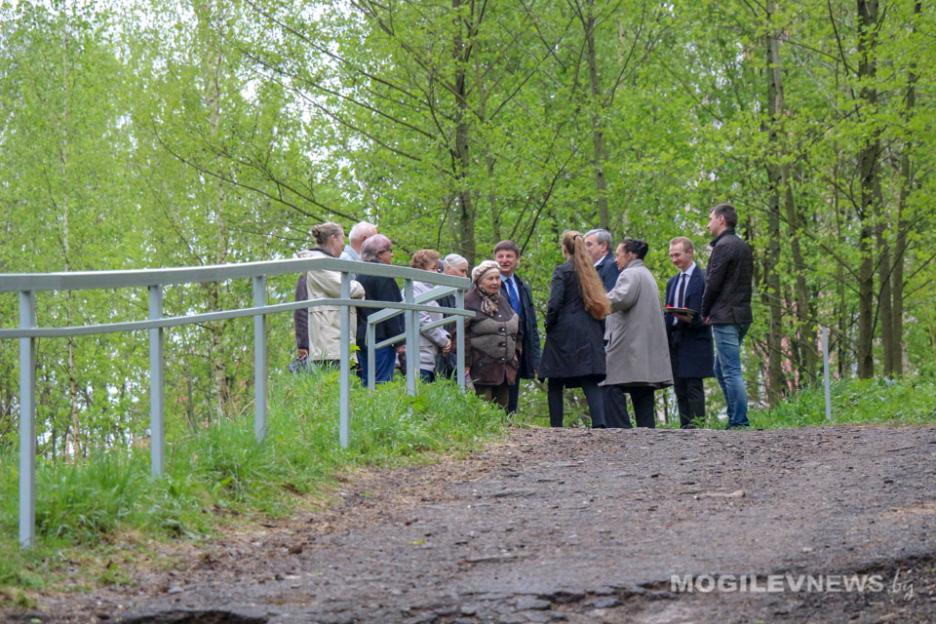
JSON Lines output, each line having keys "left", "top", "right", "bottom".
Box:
{"left": 12, "top": 426, "right": 936, "bottom": 623}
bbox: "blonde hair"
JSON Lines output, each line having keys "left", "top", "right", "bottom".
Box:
{"left": 669, "top": 236, "right": 694, "bottom": 254}
{"left": 562, "top": 230, "right": 610, "bottom": 320}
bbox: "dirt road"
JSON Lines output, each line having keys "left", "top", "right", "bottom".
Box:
{"left": 14, "top": 426, "right": 936, "bottom": 623}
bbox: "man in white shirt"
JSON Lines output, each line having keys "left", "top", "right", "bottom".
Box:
{"left": 664, "top": 237, "right": 714, "bottom": 428}
{"left": 494, "top": 240, "right": 541, "bottom": 414}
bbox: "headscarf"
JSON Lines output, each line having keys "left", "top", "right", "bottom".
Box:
{"left": 471, "top": 260, "right": 502, "bottom": 316}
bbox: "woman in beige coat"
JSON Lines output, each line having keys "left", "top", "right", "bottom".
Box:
{"left": 294, "top": 222, "right": 365, "bottom": 367}
{"left": 603, "top": 239, "right": 673, "bottom": 427}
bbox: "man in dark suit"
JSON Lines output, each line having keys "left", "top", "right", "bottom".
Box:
{"left": 665, "top": 237, "right": 714, "bottom": 428}
{"left": 585, "top": 228, "right": 620, "bottom": 292}
{"left": 495, "top": 240, "right": 541, "bottom": 414}
{"left": 702, "top": 203, "right": 754, "bottom": 428}
{"left": 585, "top": 228, "right": 630, "bottom": 428}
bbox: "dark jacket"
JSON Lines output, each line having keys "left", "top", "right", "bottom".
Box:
{"left": 595, "top": 252, "right": 621, "bottom": 292}
{"left": 500, "top": 273, "right": 541, "bottom": 378}
{"left": 539, "top": 261, "right": 606, "bottom": 380}
{"left": 294, "top": 273, "right": 309, "bottom": 351}
{"left": 464, "top": 288, "right": 522, "bottom": 386}
{"left": 702, "top": 229, "right": 753, "bottom": 325}
{"left": 355, "top": 266, "right": 405, "bottom": 347}
{"left": 664, "top": 266, "right": 714, "bottom": 379}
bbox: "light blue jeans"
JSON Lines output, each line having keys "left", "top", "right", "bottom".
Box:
{"left": 713, "top": 323, "right": 750, "bottom": 427}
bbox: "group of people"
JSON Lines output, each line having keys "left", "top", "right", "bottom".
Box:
{"left": 292, "top": 202, "right": 753, "bottom": 429}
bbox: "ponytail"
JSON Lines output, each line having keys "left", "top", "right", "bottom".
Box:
{"left": 562, "top": 231, "right": 610, "bottom": 320}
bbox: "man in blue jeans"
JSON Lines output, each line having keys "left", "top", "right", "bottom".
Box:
{"left": 701, "top": 203, "right": 754, "bottom": 428}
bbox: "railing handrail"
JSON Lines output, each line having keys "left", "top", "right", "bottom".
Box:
{"left": 0, "top": 256, "right": 469, "bottom": 292}
{"left": 0, "top": 298, "right": 474, "bottom": 339}
{"left": 1, "top": 257, "right": 473, "bottom": 549}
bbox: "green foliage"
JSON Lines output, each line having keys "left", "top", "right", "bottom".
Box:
{"left": 0, "top": 371, "right": 506, "bottom": 595}
{"left": 749, "top": 376, "right": 936, "bottom": 429}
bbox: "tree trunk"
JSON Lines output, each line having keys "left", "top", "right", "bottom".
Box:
{"left": 783, "top": 176, "right": 818, "bottom": 384}
{"left": 452, "top": 0, "right": 476, "bottom": 263}
{"left": 762, "top": 0, "right": 786, "bottom": 404}
{"left": 583, "top": 0, "right": 609, "bottom": 229}
{"left": 856, "top": 0, "right": 880, "bottom": 379}
{"left": 892, "top": 0, "right": 921, "bottom": 377}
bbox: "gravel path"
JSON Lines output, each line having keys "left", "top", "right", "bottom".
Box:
{"left": 12, "top": 426, "right": 936, "bottom": 623}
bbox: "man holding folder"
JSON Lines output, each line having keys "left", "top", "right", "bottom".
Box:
{"left": 665, "top": 237, "right": 714, "bottom": 428}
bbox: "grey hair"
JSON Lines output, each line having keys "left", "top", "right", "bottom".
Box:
{"left": 585, "top": 228, "right": 613, "bottom": 251}
{"left": 443, "top": 253, "right": 468, "bottom": 269}
{"left": 360, "top": 234, "right": 392, "bottom": 262}
{"left": 348, "top": 221, "right": 377, "bottom": 243}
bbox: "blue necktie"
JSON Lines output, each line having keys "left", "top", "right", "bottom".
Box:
{"left": 505, "top": 277, "right": 522, "bottom": 315}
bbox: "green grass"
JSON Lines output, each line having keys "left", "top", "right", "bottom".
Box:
{"left": 0, "top": 369, "right": 506, "bottom": 597}
{"left": 2, "top": 370, "right": 933, "bottom": 600}
{"left": 749, "top": 375, "right": 936, "bottom": 428}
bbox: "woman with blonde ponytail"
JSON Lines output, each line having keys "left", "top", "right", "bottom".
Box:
{"left": 538, "top": 231, "right": 611, "bottom": 427}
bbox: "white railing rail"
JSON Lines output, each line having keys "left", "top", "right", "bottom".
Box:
{"left": 0, "top": 257, "right": 474, "bottom": 548}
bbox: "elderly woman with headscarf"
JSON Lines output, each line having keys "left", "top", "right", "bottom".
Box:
{"left": 463, "top": 260, "right": 523, "bottom": 409}
{"left": 355, "top": 234, "right": 405, "bottom": 384}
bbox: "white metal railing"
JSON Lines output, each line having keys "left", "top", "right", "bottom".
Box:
{"left": 0, "top": 257, "right": 474, "bottom": 548}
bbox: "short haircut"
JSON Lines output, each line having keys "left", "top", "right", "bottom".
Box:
{"left": 310, "top": 222, "right": 342, "bottom": 246}
{"left": 360, "top": 234, "right": 392, "bottom": 262}
{"left": 710, "top": 203, "right": 738, "bottom": 229}
{"left": 410, "top": 249, "right": 441, "bottom": 270}
{"left": 620, "top": 238, "right": 649, "bottom": 260}
{"left": 493, "top": 240, "right": 520, "bottom": 256}
{"left": 443, "top": 253, "right": 468, "bottom": 269}
{"left": 348, "top": 221, "right": 377, "bottom": 243}
{"left": 669, "top": 236, "right": 694, "bottom": 254}
{"left": 584, "top": 228, "right": 613, "bottom": 251}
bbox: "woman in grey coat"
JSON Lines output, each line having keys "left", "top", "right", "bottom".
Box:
{"left": 603, "top": 239, "right": 673, "bottom": 427}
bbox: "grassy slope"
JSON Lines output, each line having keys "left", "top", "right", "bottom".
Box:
{"left": 1, "top": 372, "right": 933, "bottom": 604}
{"left": 0, "top": 369, "right": 506, "bottom": 603}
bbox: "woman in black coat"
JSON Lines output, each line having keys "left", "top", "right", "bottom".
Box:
{"left": 539, "top": 231, "right": 611, "bottom": 427}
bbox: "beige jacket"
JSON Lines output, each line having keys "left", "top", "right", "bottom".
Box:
{"left": 299, "top": 249, "right": 365, "bottom": 360}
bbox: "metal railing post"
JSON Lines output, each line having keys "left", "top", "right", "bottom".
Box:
{"left": 455, "top": 289, "right": 466, "bottom": 391}
{"left": 822, "top": 326, "right": 832, "bottom": 422}
{"left": 18, "top": 290, "right": 36, "bottom": 548}
{"left": 339, "top": 272, "right": 351, "bottom": 448}
{"left": 253, "top": 275, "right": 267, "bottom": 442}
{"left": 148, "top": 285, "right": 165, "bottom": 477}
{"left": 403, "top": 279, "right": 417, "bottom": 396}
{"left": 367, "top": 323, "right": 376, "bottom": 390}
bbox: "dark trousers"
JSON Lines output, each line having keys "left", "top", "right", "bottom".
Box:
{"left": 357, "top": 346, "right": 395, "bottom": 385}
{"left": 604, "top": 385, "right": 631, "bottom": 428}
{"left": 476, "top": 383, "right": 510, "bottom": 410}
{"left": 547, "top": 378, "right": 606, "bottom": 428}
{"left": 606, "top": 385, "right": 656, "bottom": 428}
{"left": 506, "top": 381, "right": 520, "bottom": 414}
{"left": 674, "top": 377, "right": 705, "bottom": 428}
